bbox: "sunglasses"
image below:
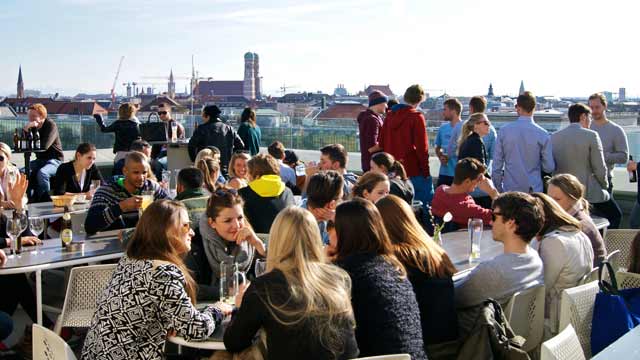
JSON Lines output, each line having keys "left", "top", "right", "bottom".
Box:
{"left": 180, "top": 222, "right": 192, "bottom": 234}
{"left": 491, "top": 212, "right": 503, "bottom": 222}
{"left": 158, "top": 111, "right": 168, "bottom": 115}
{"left": 0, "top": 155, "right": 4, "bottom": 162}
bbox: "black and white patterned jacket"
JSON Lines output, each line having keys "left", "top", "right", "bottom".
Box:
{"left": 81, "top": 256, "right": 221, "bottom": 360}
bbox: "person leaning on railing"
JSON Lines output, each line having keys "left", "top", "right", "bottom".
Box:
{"left": 94, "top": 103, "right": 141, "bottom": 163}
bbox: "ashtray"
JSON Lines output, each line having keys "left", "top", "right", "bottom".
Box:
{"left": 64, "top": 241, "right": 85, "bottom": 252}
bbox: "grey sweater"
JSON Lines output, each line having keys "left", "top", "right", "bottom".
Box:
{"left": 591, "top": 120, "right": 629, "bottom": 176}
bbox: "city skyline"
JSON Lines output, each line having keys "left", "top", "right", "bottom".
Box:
{"left": 2, "top": 0, "right": 640, "bottom": 98}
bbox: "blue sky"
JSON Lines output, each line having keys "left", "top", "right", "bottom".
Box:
{"left": 1, "top": 0, "right": 639, "bottom": 98}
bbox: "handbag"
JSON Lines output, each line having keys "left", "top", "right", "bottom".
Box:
{"left": 590, "top": 261, "right": 640, "bottom": 355}
{"left": 139, "top": 113, "right": 167, "bottom": 142}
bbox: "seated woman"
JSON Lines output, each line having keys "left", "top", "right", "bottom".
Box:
{"left": 196, "top": 156, "right": 222, "bottom": 194}
{"left": 238, "top": 154, "right": 294, "bottom": 234}
{"left": 52, "top": 143, "right": 103, "bottom": 199}
{"left": 370, "top": 152, "right": 414, "bottom": 204}
{"left": 0, "top": 142, "right": 26, "bottom": 209}
{"left": 531, "top": 192, "right": 593, "bottom": 336}
{"left": 199, "top": 189, "right": 267, "bottom": 299}
{"left": 227, "top": 152, "right": 250, "bottom": 190}
{"left": 82, "top": 200, "right": 232, "bottom": 360}
{"left": 196, "top": 146, "right": 225, "bottom": 184}
{"left": 351, "top": 172, "right": 390, "bottom": 203}
{"left": 377, "top": 195, "right": 458, "bottom": 357}
{"left": 224, "top": 207, "right": 359, "bottom": 359}
{"left": 334, "top": 198, "right": 426, "bottom": 359}
{"left": 547, "top": 174, "right": 607, "bottom": 267}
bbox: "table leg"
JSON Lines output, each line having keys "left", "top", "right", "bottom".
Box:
{"left": 36, "top": 269, "right": 42, "bottom": 326}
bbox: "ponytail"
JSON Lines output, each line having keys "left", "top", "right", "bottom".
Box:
{"left": 389, "top": 160, "right": 408, "bottom": 181}
{"left": 197, "top": 157, "right": 220, "bottom": 193}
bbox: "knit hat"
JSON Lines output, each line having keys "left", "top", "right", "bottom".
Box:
{"left": 368, "top": 90, "right": 388, "bottom": 107}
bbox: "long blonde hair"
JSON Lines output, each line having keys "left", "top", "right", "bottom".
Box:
{"left": 458, "top": 112, "right": 488, "bottom": 153}
{"left": 266, "top": 207, "right": 355, "bottom": 357}
{"left": 548, "top": 174, "right": 590, "bottom": 215}
{"left": 376, "top": 195, "right": 456, "bottom": 278}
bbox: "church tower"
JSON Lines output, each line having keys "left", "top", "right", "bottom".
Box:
{"left": 17, "top": 66, "right": 24, "bottom": 99}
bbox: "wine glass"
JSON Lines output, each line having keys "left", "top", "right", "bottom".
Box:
{"left": 6, "top": 218, "right": 21, "bottom": 256}
{"left": 16, "top": 210, "right": 28, "bottom": 234}
{"left": 255, "top": 259, "right": 267, "bottom": 277}
{"left": 161, "top": 170, "right": 171, "bottom": 189}
{"left": 89, "top": 180, "right": 101, "bottom": 197}
{"left": 29, "top": 217, "right": 44, "bottom": 253}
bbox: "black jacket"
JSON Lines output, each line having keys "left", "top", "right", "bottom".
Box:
{"left": 337, "top": 253, "right": 427, "bottom": 359}
{"left": 95, "top": 115, "right": 141, "bottom": 154}
{"left": 188, "top": 119, "right": 244, "bottom": 176}
{"left": 52, "top": 161, "right": 103, "bottom": 195}
{"left": 35, "top": 118, "right": 64, "bottom": 161}
{"left": 459, "top": 132, "right": 488, "bottom": 166}
{"left": 238, "top": 184, "right": 295, "bottom": 234}
{"left": 390, "top": 177, "right": 414, "bottom": 204}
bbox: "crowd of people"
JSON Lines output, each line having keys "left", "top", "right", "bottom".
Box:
{"left": 0, "top": 84, "right": 637, "bottom": 359}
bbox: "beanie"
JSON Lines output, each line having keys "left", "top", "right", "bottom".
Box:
{"left": 368, "top": 90, "right": 388, "bottom": 107}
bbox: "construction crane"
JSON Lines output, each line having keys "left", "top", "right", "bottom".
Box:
{"left": 109, "top": 56, "right": 125, "bottom": 110}
{"left": 280, "top": 83, "right": 299, "bottom": 96}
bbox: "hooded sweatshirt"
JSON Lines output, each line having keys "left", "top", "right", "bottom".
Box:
{"left": 238, "top": 175, "right": 295, "bottom": 233}
{"left": 377, "top": 104, "right": 430, "bottom": 178}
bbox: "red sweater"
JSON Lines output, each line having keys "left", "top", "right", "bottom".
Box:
{"left": 377, "top": 105, "right": 430, "bottom": 178}
{"left": 431, "top": 185, "right": 492, "bottom": 227}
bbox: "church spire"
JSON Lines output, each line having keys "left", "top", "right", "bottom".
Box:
{"left": 17, "top": 66, "right": 25, "bottom": 99}
{"left": 519, "top": 80, "right": 525, "bottom": 95}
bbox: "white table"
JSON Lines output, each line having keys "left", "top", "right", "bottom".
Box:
{"left": 0, "top": 229, "right": 124, "bottom": 325}
{"left": 25, "top": 201, "right": 91, "bottom": 220}
{"left": 440, "top": 229, "right": 503, "bottom": 274}
{"left": 592, "top": 324, "right": 640, "bottom": 359}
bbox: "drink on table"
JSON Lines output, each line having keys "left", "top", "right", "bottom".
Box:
{"left": 220, "top": 258, "right": 246, "bottom": 305}
{"left": 468, "top": 218, "right": 483, "bottom": 263}
{"left": 170, "top": 121, "right": 178, "bottom": 143}
{"left": 13, "top": 129, "right": 19, "bottom": 151}
{"left": 61, "top": 205, "right": 73, "bottom": 248}
{"left": 33, "top": 129, "right": 41, "bottom": 150}
{"left": 12, "top": 211, "right": 22, "bottom": 255}
{"left": 140, "top": 191, "right": 154, "bottom": 213}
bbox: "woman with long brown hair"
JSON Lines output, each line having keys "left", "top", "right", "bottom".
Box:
{"left": 334, "top": 198, "right": 426, "bottom": 359}
{"left": 237, "top": 107, "right": 261, "bottom": 156}
{"left": 224, "top": 207, "right": 359, "bottom": 359}
{"left": 351, "top": 172, "right": 390, "bottom": 203}
{"left": 82, "top": 200, "right": 231, "bottom": 360}
{"left": 376, "top": 195, "right": 458, "bottom": 356}
{"left": 531, "top": 192, "right": 593, "bottom": 336}
{"left": 197, "top": 156, "right": 222, "bottom": 193}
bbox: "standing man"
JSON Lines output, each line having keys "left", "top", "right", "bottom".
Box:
{"left": 448, "top": 96, "right": 497, "bottom": 170}
{"left": 552, "top": 103, "right": 610, "bottom": 214}
{"left": 378, "top": 84, "right": 433, "bottom": 206}
{"left": 152, "top": 103, "right": 185, "bottom": 162}
{"left": 589, "top": 93, "right": 627, "bottom": 229}
{"left": 24, "top": 104, "right": 63, "bottom": 202}
{"left": 435, "top": 98, "right": 463, "bottom": 186}
{"left": 357, "top": 90, "right": 387, "bottom": 172}
{"left": 188, "top": 105, "right": 244, "bottom": 177}
{"left": 492, "top": 91, "right": 554, "bottom": 193}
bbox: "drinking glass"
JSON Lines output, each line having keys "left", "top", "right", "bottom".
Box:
{"left": 220, "top": 257, "right": 247, "bottom": 305}
{"left": 7, "top": 218, "right": 21, "bottom": 255}
{"left": 89, "top": 180, "right": 101, "bottom": 197}
{"left": 16, "top": 210, "right": 28, "bottom": 233}
{"left": 29, "top": 217, "right": 44, "bottom": 253}
{"left": 171, "top": 122, "right": 178, "bottom": 143}
{"left": 468, "top": 218, "right": 483, "bottom": 263}
{"left": 139, "top": 190, "right": 154, "bottom": 217}
{"left": 255, "top": 259, "right": 267, "bottom": 277}
{"left": 7, "top": 168, "right": 18, "bottom": 186}
{"left": 161, "top": 170, "right": 171, "bottom": 189}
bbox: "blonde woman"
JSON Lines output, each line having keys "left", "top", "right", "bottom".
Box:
{"left": 227, "top": 152, "right": 251, "bottom": 189}
{"left": 547, "top": 174, "right": 606, "bottom": 266}
{"left": 0, "top": 143, "right": 25, "bottom": 209}
{"left": 95, "top": 102, "right": 141, "bottom": 162}
{"left": 223, "top": 207, "right": 359, "bottom": 359}
{"left": 458, "top": 113, "right": 491, "bottom": 166}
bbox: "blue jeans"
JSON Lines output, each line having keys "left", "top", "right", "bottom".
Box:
{"left": 29, "top": 159, "right": 62, "bottom": 202}
{"left": 0, "top": 311, "right": 12, "bottom": 340}
{"left": 410, "top": 175, "right": 434, "bottom": 207}
{"left": 631, "top": 202, "right": 640, "bottom": 229}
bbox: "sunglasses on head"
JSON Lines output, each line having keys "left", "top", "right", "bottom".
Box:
{"left": 158, "top": 111, "right": 168, "bottom": 115}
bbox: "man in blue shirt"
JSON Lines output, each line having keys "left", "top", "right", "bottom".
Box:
{"left": 447, "top": 96, "right": 497, "bottom": 171}
{"left": 492, "top": 91, "right": 555, "bottom": 192}
{"left": 435, "top": 98, "right": 463, "bottom": 186}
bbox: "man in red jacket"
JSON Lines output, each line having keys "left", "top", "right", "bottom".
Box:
{"left": 377, "top": 84, "right": 433, "bottom": 208}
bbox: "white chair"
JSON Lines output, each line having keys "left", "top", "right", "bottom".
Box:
{"left": 616, "top": 271, "right": 640, "bottom": 289}
{"left": 355, "top": 355, "right": 411, "bottom": 360}
{"left": 605, "top": 250, "right": 621, "bottom": 273}
{"left": 32, "top": 324, "right": 77, "bottom": 360}
{"left": 577, "top": 267, "right": 599, "bottom": 285}
{"left": 504, "top": 284, "right": 545, "bottom": 352}
{"left": 53, "top": 264, "right": 117, "bottom": 334}
{"left": 540, "top": 324, "right": 586, "bottom": 360}
{"left": 557, "top": 281, "right": 600, "bottom": 358}
{"left": 604, "top": 229, "right": 638, "bottom": 271}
